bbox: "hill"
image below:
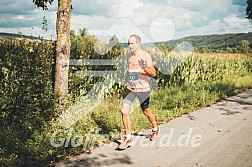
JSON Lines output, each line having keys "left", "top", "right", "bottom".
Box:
{"left": 156, "top": 32, "right": 252, "bottom": 52}
{"left": 0, "top": 32, "right": 41, "bottom": 40}
{"left": 1, "top": 32, "right": 251, "bottom": 52}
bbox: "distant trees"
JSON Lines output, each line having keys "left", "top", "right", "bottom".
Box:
{"left": 198, "top": 47, "right": 208, "bottom": 54}
{"left": 240, "top": 40, "right": 250, "bottom": 53}
{"left": 226, "top": 47, "right": 233, "bottom": 53}
{"left": 160, "top": 33, "right": 252, "bottom": 54}
{"left": 156, "top": 43, "right": 167, "bottom": 54}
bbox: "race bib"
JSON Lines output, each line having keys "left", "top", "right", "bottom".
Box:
{"left": 129, "top": 72, "right": 139, "bottom": 82}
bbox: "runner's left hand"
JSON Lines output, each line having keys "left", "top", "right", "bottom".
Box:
{"left": 138, "top": 58, "right": 147, "bottom": 70}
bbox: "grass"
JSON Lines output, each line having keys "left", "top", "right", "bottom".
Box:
{"left": 90, "top": 73, "right": 252, "bottom": 136}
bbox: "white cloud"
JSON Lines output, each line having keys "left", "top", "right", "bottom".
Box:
{"left": 108, "top": 0, "right": 145, "bottom": 18}
{"left": 224, "top": 14, "right": 249, "bottom": 26}
{"left": 150, "top": 17, "right": 175, "bottom": 41}
{"left": 223, "top": 14, "right": 251, "bottom": 32}
{"left": 0, "top": 0, "right": 251, "bottom": 42}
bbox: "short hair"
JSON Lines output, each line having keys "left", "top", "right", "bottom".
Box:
{"left": 129, "top": 34, "right": 141, "bottom": 44}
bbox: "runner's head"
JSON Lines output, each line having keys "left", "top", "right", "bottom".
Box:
{"left": 128, "top": 34, "right": 141, "bottom": 53}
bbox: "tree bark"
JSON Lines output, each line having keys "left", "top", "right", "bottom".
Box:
{"left": 54, "top": 0, "right": 71, "bottom": 113}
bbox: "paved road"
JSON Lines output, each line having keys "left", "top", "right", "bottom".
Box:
{"left": 56, "top": 89, "right": 252, "bottom": 167}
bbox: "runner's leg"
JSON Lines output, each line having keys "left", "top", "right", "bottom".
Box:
{"left": 138, "top": 91, "right": 157, "bottom": 128}
{"left": 121, "top": 89, "right": 136, "bottom": 136}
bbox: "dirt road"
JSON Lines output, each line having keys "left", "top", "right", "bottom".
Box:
{"left": 56, "top": 89, "right": 252, "bottom": 167}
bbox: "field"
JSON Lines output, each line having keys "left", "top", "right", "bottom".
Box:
{"left": 0, "top": 35, "right": 252, "bottom": 166}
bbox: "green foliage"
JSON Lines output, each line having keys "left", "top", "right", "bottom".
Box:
{"left": 42, "top": 16, "right": 48, "bottom": 33}
{"left": 33, "top": 0, "right": 54, "bottom": 10}
{"left": 246, "top": 0, "right": 252, "bottom": 20}
{"left": 0, "top": 38, "right": 55, "bottom": 166}
{"left": 240, "top": 40, "right": 250, "bottom": 53}
{"left": 69, "top": 30, "right": 124, "bottom": 101}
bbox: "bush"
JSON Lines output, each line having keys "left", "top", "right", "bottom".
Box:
{"left": 0, "top": 38, "right": 55, "bottom": 166}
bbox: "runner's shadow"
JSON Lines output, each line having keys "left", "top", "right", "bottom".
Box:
{"left": 221, "top": 110, "right": 241, "bottom": 115}
{"left": 133, "top": 132, "right": 151, "bottom": 139}
{"left": 58, "top": 154, "right": 133, "bottom": 166}
{"left": 187, "top": 114, "right": 197, "bottom": 121}
{"left": 111, "top": 138, "right": 121, "bottom": 145}
{"left": 212, "top": 106, "right": 242, "bottom": 116}
{"left": 226, "top": 99, "right": 252, "bottom": 106}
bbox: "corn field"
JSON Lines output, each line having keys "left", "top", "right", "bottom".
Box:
{"left": 155, "top": 53, "right": 252, "bottom": 87}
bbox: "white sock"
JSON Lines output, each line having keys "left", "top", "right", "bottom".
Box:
{"left": 152, "top": 127, "right": 158, "bottom": 132}
{"left": 126, "top": 134, "right": 131, "bottom": 140}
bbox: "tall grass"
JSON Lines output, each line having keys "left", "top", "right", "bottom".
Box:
{"left": 155, "top": 52, "right": 252, "bottom": 87}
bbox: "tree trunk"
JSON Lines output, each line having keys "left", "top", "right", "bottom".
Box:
{"left": 54, "top": 0, "right": 71, "bottom": 113}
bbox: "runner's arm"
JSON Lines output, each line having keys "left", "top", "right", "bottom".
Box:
{"left": 140, "top": 64, "right": 156, "bottom": 77}
{"left": 139, "top": 53, "right": 156, "bottom": 77}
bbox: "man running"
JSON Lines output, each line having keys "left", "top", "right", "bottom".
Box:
{"left": 118, "top": 34, "right": 160, "bottom": 149}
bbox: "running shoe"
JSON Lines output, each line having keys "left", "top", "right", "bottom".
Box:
{"left": 150, "top": 126, "right": 160, "bottom": 141}
{"left": 118, "top": 137, "right": 134, "bottom": 149}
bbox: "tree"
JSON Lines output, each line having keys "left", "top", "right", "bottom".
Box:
{"left": 33, "top": 0, "right": 54, "bottom": 10}
{"left": 198, "top": 47, "right": 208, "bottom": 54}
{"left": 33, "top": 0, "right": 72, "bottom": 113}
{"left": 226, "top": 47, "right": 233, "bottom": 53}
{"left": 79, "top": 28, "right": 88, "bottom": 37}
{"left": 42, "top": 16, "right": 48, "bottom": 33}
{"left": 156, "top": 43, "right": 167, "bottom": 54}
{"left": 246, "top": 0, "right": 252, "bottom": 20}
{"left": 240, "top": 40, "right": 250, "bottom": 53}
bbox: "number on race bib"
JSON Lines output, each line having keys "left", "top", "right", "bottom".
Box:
{"left": 129, "top": 72, "right": 139, "bottom": 82}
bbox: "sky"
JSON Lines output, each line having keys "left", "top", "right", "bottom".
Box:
{"left": 0, "top": 0, "right": 251, "bottom": 43}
